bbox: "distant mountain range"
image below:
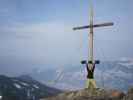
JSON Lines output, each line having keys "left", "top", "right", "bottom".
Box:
{"left": 0, "top": 75, "right": 62, "bottom": 100}
{"left": 29, "top": 59, "right": 133, "bottom": 91}
{"left": 1, "top": 59, "right": 133, "bottom": 100}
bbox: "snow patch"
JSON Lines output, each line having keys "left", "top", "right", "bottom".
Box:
{"left": 33, "top": 84, "right": 39, "bottom": 89}
{"left": 20, "top": 82, "right": 29, "bottom": 86}
{"left": 14, "top": 83, "right": 21, "bottom": 89}
{"left": 0, "top": 96, "right": 2, "bottom": 99}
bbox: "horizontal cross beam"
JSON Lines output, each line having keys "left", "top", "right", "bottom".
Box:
{"left": 73, "top": 22, "right": 114, "bottom": 30}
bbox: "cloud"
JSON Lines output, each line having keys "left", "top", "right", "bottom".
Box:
{"left": 0, "top": 21, "right": 75, "bottom": 36}
{"left": 0, "top": 20, "right": 82, "bottom": 67}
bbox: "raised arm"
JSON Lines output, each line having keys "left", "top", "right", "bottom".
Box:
{"left": 92, "top": 64, "right": 95, "bottom": 72}
{"left": 85, "top": 63, "right": 89, "bottom": 72}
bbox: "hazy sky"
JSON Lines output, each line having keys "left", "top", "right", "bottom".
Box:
{"left": 0, "top": 0, "right": 133, "bottom": 76}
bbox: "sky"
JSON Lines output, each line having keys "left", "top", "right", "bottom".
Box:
{"left": 0, "top": 0, "right": 133, "bottom": 76}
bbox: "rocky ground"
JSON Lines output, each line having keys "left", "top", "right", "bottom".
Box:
{"left": 41, "top": 87, "right": 133, "bottom": 100}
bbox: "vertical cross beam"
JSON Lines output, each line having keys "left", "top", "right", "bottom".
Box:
{"left": 89, "top": 5, "right": 94, "bottom": 65}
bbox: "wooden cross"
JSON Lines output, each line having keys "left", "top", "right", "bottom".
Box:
{"left": 73, "top": 5, "right": 113, "bottom": 77}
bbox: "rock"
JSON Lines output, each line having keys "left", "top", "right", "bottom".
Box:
{"left": 106, "top": 89, "right": 125, "bottom": 100}
{"left": 41, "top": 88, "right": 125, "bottom": 100}
{"left": 122, "top": 87, "right": 133, "bottom": 100}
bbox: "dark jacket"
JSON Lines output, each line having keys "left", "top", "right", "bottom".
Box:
{"left": 86, "top": 63, "right": 95, "bottom": 79}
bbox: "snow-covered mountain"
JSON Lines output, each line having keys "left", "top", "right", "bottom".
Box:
{"left": 0, "top": 75, "right": 61, "bottom": 100}
{"left": 30, "top": 59, "right": 133, "bottom": 91}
